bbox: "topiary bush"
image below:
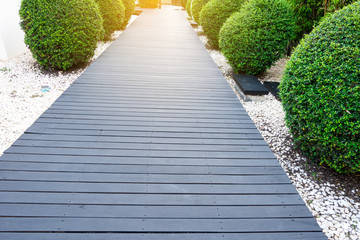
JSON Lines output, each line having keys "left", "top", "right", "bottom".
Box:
{"left": 19, "top": 0, "right": 104, "bottom": 70}
{"left": 121, "top": 0, "right": 136, "bottom": 29}
{"left": 279, "top": 1, "right": 360, "bottom": 173}
{"left": 199, "top": 0, "right": 246, "bottom": 49}
{"left": 191, "top": 0, "right": 210, "bottom": 23}
{"left": 95, "top": 0, "right": 125, "bottom": 40}
{"left": 186, "top": 0, "right": 193, "bottom": 17}
{"left": 139, "top": 0, "right": 158, "bottom": 8}
{"left": 219, "top": 0, "right": 296, "bottom": 75}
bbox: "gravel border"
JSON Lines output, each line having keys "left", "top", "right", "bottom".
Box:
{"left": 194, "top": 24, "right": 360, "bottom": 240}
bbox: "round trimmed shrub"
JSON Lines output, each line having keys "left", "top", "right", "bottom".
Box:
{"left": 121, "top": 0, "right": 136, "bottom": 29}
{"left": 95, "top": 0, "right": 125, "bottom": 39}
{"left": 19, "top": 0, "right": 104, "bottom": 70}
{"left": 279, "top": 2, "right": 360, "bottom": 173}
{"left": 191, "top": 0, "right": 210, "bottom": 24}
{"left": 199, "top": 0, "right": 246, "bottom": 48}
{"left": 139, "top": 0, "right": 158, "bottom": 8}
{"left": 219, "top": 0, "right": 296, "bottom": 75}
{"left": 186, "top": 0, "right": 193, "bottom": 17}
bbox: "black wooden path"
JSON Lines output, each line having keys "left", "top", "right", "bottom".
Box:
{"left": 0, "top": 7, "right": 326, "bottom": 240}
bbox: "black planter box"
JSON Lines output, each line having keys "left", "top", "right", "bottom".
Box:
{"left": 233, "top": 74, "right": 269, "bottom": 95}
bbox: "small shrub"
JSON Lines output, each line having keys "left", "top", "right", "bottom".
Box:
{"left": 139, "top": 0, "right": 158, "bottom": 8}
{"left": 199, "top": 0, "right": 246, "bottom": 48}
{"left": 191, "top": 0, "right": 210, "bottom": 23}
{"left": 122, "top": 0, "right": 136, "bottom": 29}
{"left": 95, "top": 0, "right": 125, "bottom": 39}
{"left": 186, "top": 0, "right": 193, "bottom": 17}
{"left": 280, "top": 1, "right": 360, "bottom": 173}
{"left": 219, "top": 0, "right": 296, "bottom": 75}
{"left": 19, "top": 0, "right": 104, "bottom": 70}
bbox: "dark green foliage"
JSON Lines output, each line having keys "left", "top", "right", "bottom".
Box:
{"left": 219, "top": 0, "right": 296, "bottom": 75}
{"left": 289, "top": 0, "right": 355, "bottom": 40}
{"left": 191, "top": 0, "right": 210, "bottom": 23}
{"left": 95, "top": 0, "right": 125, "bottom": 39}
{"left": 19, "top": 0, "right": 104, "bottom": 70}
{"left": 139, "top": 0, "right": 158, "bottom": 8}
{"left": 199, "top": 0, "right": 246, "bottom": 48}
{"left": 186, "top": 0, "right": 192, "bottom": 17}
{"left": 122, "top": 0, "right": 136, "bottom": 29}
{"left": 280, "top": 2, "right": 360, "bottom": 173}
{"left": 289, "top": 0, "right": 323, "bottom": 39}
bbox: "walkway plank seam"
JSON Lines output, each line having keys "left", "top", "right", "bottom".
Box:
{"left": 0, "top": 7, "right": 326, "bottom": 240}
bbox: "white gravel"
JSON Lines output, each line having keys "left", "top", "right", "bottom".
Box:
{"left": 0, "top": 15, "right": 137, "bottom": 156}
{"left": 194, "top": 24, "right": 360, "bottom": 240}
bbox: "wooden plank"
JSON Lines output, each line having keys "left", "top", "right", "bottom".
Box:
{"left": 0, "top": 218, "right": 322, "bottom": 232}
{"left": 72, "top": 79, "right": 232, "bottom": 88}
{"left": 43, "top": 107, "right": 248, "bottom": 116}
{"left": 64, "top": 87, "right": 235, "bottom": 97}
{"left": 26, "top": 122, "right": 259, "bottom": 134}
{"left": 29, "top": 119, "right": 256, "bottom": 130}
{"left": 0, "top": 154, "right": 280, "bottom": 167}
{"left": 0, "top": 233, "right": 328, "bottom": 240}
{"left": 59, "top": 90, "right": 238, "bottom": 101}
{"left": 0, "top": 181, "right": 296, "bottom": 194}
{"left": 17, "top": 133, "right": 267, "bottom": 145}
{"left": 56, "top": 96, "right": 240, "bottom": 106}
{"left": 64, "top": 89, "right": 235, "bottom": 98}
{"left": 63, "top": 91, "right": 238, "bottom": 102}
{"left": 43, "top": 109, "right": 252, "bottom": 120}
{"left": 53, "top": 100, "right": 244, "bottom": 110}
{"left": 0, "top": 162, "right": 282, "bottom": 174}
{"left": 12, "top": 140, "right": 271, "bottom": 152}
{"left": 66, "top": 84, "right": 236, "bottom": 94}
{"left": 67, "top": 84, "right": 236, "bottom": 95}
{"left": 0, "top": 192, "right": 304, "bottom": 205}
{"left": 0, "top": 171, "right": 292, "bottom": 184}
{"left": 49, "top": 102, "right": 245, "bottom": 112}
{"left": 4, "top": 147, "right": 275, "bottom": 159}
{"left": 40, "top": 113, "right": 253, "bottom": 123}
{"left": 0, "top": 204, "right": 313, "bottom": 218}
{"left": 23, "top": 129, "right": 264, "bottom": 140}
{"left": 63, "top": 91, "right": 238, "bottom": 101}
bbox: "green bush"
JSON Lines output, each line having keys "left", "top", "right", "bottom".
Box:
{"left": 186, "top": 0, "right": 193, "bottom": 17}
{"left": 219, "top": 0, "right": 296, "bottom": 75}
{"left": 191, "top": 0, "right": 210, "bottom": 23}
{"left": 139, "top": 0, "right": 158, "bottom": 8}
{"left": 19, "top": 0, "right": 104, "bottom": 70}
{"left": 122, "top": 0, "right": 136, "bottom": 29}
{"left": 199, "top": 0, "right": 246, "bottom": 48}
{"left": 289, "top": 0, "right": 323, "bottom": 39}
{"left": 279, "top": 2, "right": 360, "bottom": 173}
{"left": 182, "top": 0, "right": 187, "bottom": 8}
{"left": 95, "top": 0, "right": 125, "bottom": 40}
{"left": 289, "top": 0, "right": 355, "bottom": 40}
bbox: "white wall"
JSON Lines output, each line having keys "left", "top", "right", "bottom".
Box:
{"left": 0, "top": 0, "right": 28, "bottom": 60}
